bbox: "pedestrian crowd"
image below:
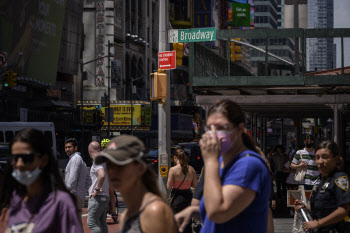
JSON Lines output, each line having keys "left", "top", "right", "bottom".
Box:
{"left": 0, "top": 99, "right": 350, "bottom": 233}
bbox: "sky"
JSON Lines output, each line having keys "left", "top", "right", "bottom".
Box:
{"left": 334, "top": 0, "right": 350, "bottom": 68}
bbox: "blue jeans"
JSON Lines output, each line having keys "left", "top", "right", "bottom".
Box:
{"left": 87, "top": 195, "right": 110, "bottom": 233}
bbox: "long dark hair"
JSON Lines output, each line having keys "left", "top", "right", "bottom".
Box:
{"left": 0, "top": 128, "right": 77, "bottom": 213}
{"left": 175, "top": 148, "right": 189, "bottom": 175}
{"left": 139, "top": 158, "right": 163, "bottom": 198}
{"left": 208, "top": 99, "right": 259, "bottom": 154}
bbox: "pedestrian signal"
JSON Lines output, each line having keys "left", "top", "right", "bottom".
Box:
{"left": 150, "top": 72, "right": 167, "bottom": 101}
{"left": 230, "top": 38, "right": 242, "bottom": 62}
{"left": 173, "top": 43, "right": 184, "bottom": 66}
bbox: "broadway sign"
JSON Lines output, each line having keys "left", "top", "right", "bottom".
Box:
{"left": 168, "top": 27, "right": 216, "bottom": 43}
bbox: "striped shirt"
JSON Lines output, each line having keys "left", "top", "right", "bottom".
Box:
{"left": 292, "top": 148, "right": 320, "bottom": 186}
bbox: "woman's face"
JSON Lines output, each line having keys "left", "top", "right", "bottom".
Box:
{"left": 315, "top": 148, "right": 339, "bottom": 177}
{"left": 206, "top": 113, "right": 233, "bottom": 132}
{"left": 106, "top": 161, "right": 145, "bottom": 192}
{"left": 11, "top": 141, "right": 44, "bottom": 172}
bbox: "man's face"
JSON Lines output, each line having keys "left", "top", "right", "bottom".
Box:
{"left": 65, "top": 143, "right": 77, "bottom": 157}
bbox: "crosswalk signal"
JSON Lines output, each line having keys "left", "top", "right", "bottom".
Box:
{"left": 150, "top": 71, "right": 167, "bottom": 101}
{"left": 173, "top": 43, "right": 184, "bottom": 66}
{"left": 3, "top": 71, "right": 18, "bottom": 88}
{"left": 230, "top": 38, "right": 242, "bottom": 62}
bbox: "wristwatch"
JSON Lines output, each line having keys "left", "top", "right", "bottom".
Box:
{"left": 95, "top": 187, "right": 102, "bottom": 192}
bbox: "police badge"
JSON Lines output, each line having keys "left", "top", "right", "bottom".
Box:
{"left": 335, "top": 176, "right": 349, "bottom": 191}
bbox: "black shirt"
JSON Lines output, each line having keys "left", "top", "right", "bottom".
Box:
{"left": 309, "top": 170, "right": 350, "bottom": 232}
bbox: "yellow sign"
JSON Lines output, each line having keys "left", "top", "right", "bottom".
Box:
{"left": 102, "top": 104, "right": 141, "bottom": 126}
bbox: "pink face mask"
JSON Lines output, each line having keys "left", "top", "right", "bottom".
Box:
{"left": 209, "top": 130, "right": 233, "bottom": 154}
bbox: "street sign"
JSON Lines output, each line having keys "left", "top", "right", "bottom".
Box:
{"left": 168, "top": 27, "right": 216, "bottom": 43}
{"left": 158, "top": 51, "right": 176, "bottom": 70}
{"left": 0, "top": 52, "right": 7, "bottom": 67}
{"left": 183, "top": 43, "right": 190, "bottom": 56}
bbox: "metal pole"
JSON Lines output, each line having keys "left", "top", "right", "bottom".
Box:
{"left": 158, "top": 0, "right": 169, "bottom": 194}
{"left": 294, "top": 1, "right": 300, "bottom": 75}
{"left": 108, "top": 41, "right": 111, "bottom": 138}
{"left": 131, "top": 79, "right": 133, "bottom": 135}
{"left": 80, "top": 64, "right": 84, "bottom": 152}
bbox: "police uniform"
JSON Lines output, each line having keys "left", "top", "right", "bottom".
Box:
{"left": 309, "top": 170, "right": 350, "bottom": 233}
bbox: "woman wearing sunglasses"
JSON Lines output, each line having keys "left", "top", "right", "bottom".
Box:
{"left": 0, "top": 128, "right": 83, "bottom": 233}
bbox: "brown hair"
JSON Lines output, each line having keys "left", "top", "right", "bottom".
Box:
{"left": 208, "top": 99, "right": 258, "bottom": 154}
{"left": 141, "top": 165, "right": 163, "bottom": 198}
{"left": 175, "top": 148, "right": 189, "bottom": 175}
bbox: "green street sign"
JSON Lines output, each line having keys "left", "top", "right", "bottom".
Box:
{"left": 168, "top": 27, "right": 216, "bottom": 43}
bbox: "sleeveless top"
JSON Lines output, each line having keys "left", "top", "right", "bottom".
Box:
{"left": 119, "top": 195, "right": 159, "bottom": 233}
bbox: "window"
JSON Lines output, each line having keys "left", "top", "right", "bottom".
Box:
{"left": 0, "top": 131, "right": 4, "bottom": 142}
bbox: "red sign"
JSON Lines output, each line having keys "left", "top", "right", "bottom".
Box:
{"left": 0, "top": 52, "right": 7, "bottom": 67}
{"left": 158, "top": 51, "right": 176, "bottom": 70}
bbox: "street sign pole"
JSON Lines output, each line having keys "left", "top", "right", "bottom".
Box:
{"left": 158, "top": 0, "right": 170, "bottom": 195}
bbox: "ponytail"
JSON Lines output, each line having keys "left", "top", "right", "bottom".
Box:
{"left": 241, "top": 133, "right": 259, "bottom": 154}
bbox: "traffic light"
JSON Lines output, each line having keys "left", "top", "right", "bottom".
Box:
{"left": 3, "top": 71, "right": 17, "bottom": 88}
{"left": 150, "top": 71, "right": 167, "bottom": 101}
{"left": 173, "top": 43, "right": 184, "bottom": 66}
{"left": 101, "top": 93, "right": 107, "bottom": 107}
{"left": 230, "top": 38, "right": 242, "bottom": 62}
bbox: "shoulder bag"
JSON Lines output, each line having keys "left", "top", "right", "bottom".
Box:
{"left": 294, "top": 153, "right": 307, "bottom": 182}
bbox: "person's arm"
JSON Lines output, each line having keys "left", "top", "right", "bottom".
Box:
{"left": 290, "top": 152, "right": 307, "bottom": 170}
{"left": 204, "top": 159, "right": 256, "bottom": 223}
{"left": 303, "top": 204, "right": 349, "bottom": 231}
{"left": 141, "top": 200, "right": 177, "bottom": 233}
{"left": 92, "top": 167, "right": 106, "bottom": 197}
{"left": 166, "top": 168, "right": 174, "bottom": 190}
{"left": 175, "top": 206, "right": 201, "bottom": 232}
{"left": 191, "top": 167, "right": 198, "bottom": 188}
{"left": 65, "top": 157, "right": 80, "bottom": 193}
{"left": 199, "top": 126, "right": 256, "bottom": 223}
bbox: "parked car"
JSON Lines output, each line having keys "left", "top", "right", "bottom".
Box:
{"left": 178, "top": 142, "right": 203, "bottom": 174}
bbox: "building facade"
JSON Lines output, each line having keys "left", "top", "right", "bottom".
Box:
{"left": 307, "top": 0, "right": 334, "bottom": 71}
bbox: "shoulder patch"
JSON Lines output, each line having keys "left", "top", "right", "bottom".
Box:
{"left": 335, "top": 176, "right": 349, "bottom": 191}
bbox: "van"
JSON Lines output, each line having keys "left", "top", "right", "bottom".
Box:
{"left": 0, "top": 122, "right": 57, "bottom": 157}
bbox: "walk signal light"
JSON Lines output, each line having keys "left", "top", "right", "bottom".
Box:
{"left": 173, "top": 43, "right": 184, "bottom": 66}
{"left": 150, "top": 72, "right": 167, "bottom": 101}
{"left": 3, "top": 71, "right": 17, "bottom": 88}
{"left": 230, "top": 38, "right": 242, "bottom": 62}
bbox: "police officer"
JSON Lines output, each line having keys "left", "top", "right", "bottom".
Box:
{"left": 295, "top": 141, "right": 350, "bottom": 233}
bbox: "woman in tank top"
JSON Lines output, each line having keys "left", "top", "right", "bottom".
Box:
{"left": 167, "top": 148, "right": 198, "bottom": 233}
{"left": 94, "top": 135, "right": 177, "bottom": 233}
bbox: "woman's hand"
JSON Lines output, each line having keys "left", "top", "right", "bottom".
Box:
{"left": 174, "top": 206, "right": 199, "bottom": 232}
{"left": 294, "top": 200, "right": 305, "bottom": 212}
{"left": 303, "top": 220, "right": 318, "bottom": 232}
{"left": 199, "top": 125, "right": 221, "bottom": 162}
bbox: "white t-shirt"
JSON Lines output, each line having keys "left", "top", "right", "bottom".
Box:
{"left": 88, "top": 161, "right": 109, "bottom": 197}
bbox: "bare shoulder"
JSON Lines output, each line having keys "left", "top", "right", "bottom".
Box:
{"left": 140, "top": 199, "right": 177, "bottom": 233}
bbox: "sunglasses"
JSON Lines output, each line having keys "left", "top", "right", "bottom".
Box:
{"left": 11, "top": 153, "right": 40, "bottom": 165}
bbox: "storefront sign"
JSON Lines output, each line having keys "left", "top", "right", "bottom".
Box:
{"left": 96, "top": 0, "right": 105, "bottom": 86}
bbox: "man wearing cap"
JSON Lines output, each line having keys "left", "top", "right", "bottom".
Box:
{"left": 95, "top": 135, "right": 177, "bottom": 233}
{"left": 87, "top": 141, "right": 110, "bottom": 233}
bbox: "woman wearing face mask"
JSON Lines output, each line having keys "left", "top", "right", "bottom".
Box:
{"left": 175, "top": 99, "right": 271, "bottom": 233}
{"left": 167, "top": 148, "right": 198, "bottom": 233}
{"left": 0, "top": 128, "right": 83, "bottom": 233}
{"left": 294, "top": 141, "right": 350, "bottom": 233}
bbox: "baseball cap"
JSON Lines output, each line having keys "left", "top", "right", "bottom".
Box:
{"left": 95, "top": 135, "right": 145, "bottom": 166}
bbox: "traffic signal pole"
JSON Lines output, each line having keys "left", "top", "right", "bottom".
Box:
{"left": 158, "top": 0, "right": 170, "bottom": 194}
